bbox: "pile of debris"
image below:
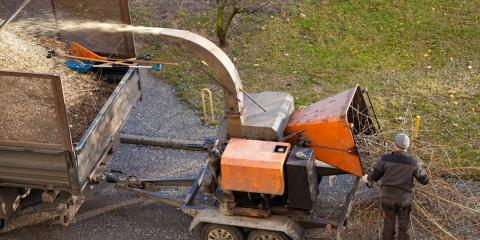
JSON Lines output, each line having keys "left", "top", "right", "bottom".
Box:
{"left": 0, "top": 27, "right": 115, "bottom": 142}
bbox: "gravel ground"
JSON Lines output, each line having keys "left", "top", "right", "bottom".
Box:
{"left": 122, "top": 71, "right": 218, "bottom": 140}
{"left": 1, "top": 72, "right": 216, "bottom": 240}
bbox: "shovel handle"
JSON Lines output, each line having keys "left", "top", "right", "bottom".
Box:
{"left": 107, "top": 58, "right": 178, "bottom": 66}
{"left": 64, "top": 55, "right": 132, "bottom": 66}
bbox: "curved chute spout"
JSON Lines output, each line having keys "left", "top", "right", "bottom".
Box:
{"left": 58, "top": 23, "right": 246, "bottom": 137}
{"left": 153, "top": 28, "right": 245, "bottom": 137}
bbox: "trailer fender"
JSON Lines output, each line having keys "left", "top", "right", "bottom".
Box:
{"left": 189, "top": 209, "right": 304, "bottom": 240}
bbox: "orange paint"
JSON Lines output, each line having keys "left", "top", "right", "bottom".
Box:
{"left": 69, "top": 42, "right": 107, "bottom": 60}
{"left": 221, "top": 139, "right": 290, "bottom": 195}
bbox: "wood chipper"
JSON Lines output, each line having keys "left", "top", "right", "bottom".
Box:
{"left": 102, "top": 28, "right": 380, "bottom": 240}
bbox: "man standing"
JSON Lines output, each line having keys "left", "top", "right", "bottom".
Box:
{"left": 361, "top": 133, "right": 429, "bottom": 240}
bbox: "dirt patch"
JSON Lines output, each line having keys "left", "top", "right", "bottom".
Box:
{"left": 0, "top": 27, "right": 115, "bottom": 143}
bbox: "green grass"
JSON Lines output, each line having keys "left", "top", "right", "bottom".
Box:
{"left": 136, "top": 0, "right": 480, "bottom": 167}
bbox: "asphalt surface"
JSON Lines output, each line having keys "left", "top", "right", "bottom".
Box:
{"left": 1, "top": 71, "right": 217, "bottom": 240}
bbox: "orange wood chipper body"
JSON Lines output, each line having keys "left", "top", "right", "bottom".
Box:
{"left": 215, "top": 85, "right": 377, "bottom": 214}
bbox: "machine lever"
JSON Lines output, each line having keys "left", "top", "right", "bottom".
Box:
{"left": 239, "top": 88, "right": 267, "bottom": 112}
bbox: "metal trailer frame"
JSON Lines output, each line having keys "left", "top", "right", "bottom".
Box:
{"left": 112, "top": 163, "right": 360, "bottom": 240}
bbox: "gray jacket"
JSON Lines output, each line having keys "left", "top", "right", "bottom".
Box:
{"left": 368, "top": 151, "right": 429, "bottom": 204}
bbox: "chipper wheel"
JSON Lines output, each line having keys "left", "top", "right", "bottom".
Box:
{"left": 248, "top": 230, "right": 290, "bottom": 240}
{"left": 200, "top": 223, "right": 244, "bottom": 240}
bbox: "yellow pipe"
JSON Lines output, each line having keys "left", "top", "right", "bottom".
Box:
{"left": 201, "top": 88, "right": 215, "bottom": 125}
{"left": 413, "top": 115, "right": 421, "bottom": 140}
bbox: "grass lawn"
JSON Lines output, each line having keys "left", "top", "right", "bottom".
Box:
{"left": 131, "top": 0, "right": 479, "bottom": 168}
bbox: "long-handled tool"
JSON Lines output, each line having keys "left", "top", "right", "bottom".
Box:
{"left": 65, "top": 59, "right": 162, "bottom": 74}
{"left": 69, "top": 42, "right": 178, "bottom": 66}
{"left": 65, "top": 55, "right": 132, "bottom": 66}
{"left": 0, "top": 0, "right": 31, "bottom": 31}
{"left": 107, "top": 57, "right": 179, "bottom": 66}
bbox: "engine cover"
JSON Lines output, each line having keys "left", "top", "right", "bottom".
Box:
{"left": 241, "top": 92, "right": 294, "bottom": 141}
{"left": 221, "top": 139, "right": 290, "bottom": 195}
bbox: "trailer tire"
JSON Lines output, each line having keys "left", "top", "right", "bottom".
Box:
{"left": 248, "top": 230, "right": 290, "bottom": 240}
{"left": 201, "top": 223, "right": 244, "bottom": 240}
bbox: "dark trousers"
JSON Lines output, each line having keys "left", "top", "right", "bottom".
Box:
{"left": 382, "top": 200, "right": 412, "bottom": 240}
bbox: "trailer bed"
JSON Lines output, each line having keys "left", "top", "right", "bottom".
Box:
{"left": 0, "top": 68, "right": 141, "bottom": 212}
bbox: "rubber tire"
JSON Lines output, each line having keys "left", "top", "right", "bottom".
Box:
{"left": 200, "top": 223, "right": 244, "bottom": 240}
{"left": 248, "top": 230, "right": 290, "bottom": 240}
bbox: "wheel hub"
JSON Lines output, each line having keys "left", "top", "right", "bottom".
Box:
{"left": 208, "top": 228, "right": 235, "bottom": 240}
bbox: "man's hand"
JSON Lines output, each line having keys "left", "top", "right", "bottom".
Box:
{"left": 361, "top": 174, "right": 373, "bottom": 188}
{"left": 415, "top": 165, "right": 429, "bottom": 185}
{"left": 361, "top": 174, "right": 369, "bottom": 183}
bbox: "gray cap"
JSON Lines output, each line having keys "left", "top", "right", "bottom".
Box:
{"left": 394, "top": 133, "right": 410, "bottom": 149}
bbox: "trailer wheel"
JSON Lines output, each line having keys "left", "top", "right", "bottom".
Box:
{"left": 248, "top": 230, "right": 290, "bottom": 240}
{"left": 201, "top": 223, "right": 244, "bottom": 240}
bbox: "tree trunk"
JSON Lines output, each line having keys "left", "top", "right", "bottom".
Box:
{"left": 216, "top": 1, "right": 239, "bottom": 47}
{"left": 216, "top": 2, "right": 227, "bottom": 47}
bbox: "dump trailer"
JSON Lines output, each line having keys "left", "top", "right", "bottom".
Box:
{"left": 0, "top": 68, "right": 141, "bottom": 228}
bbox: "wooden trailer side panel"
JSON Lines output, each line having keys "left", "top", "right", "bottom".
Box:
{"left": 75, "top": 69, "right": 141, "bottom": 190}
{"left": 0, "top": 147, "right": 76, "bottom": 192}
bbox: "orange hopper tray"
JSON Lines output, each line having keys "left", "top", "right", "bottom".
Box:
{"left": 286, "top": 86, "right": 376, "bottom": 177}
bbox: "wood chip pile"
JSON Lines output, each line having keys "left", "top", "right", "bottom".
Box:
{"left": 0, "top": 27, "right": 115, "bottom": 143}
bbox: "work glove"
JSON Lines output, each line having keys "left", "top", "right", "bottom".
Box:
{"left": 418, "top": 167, "right": 427, "bottom": 176}
{"left": 361, "top": 174, "right": 373, "bottom": 188}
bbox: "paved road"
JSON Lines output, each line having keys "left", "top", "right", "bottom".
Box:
{"left": 1, "top": 72, "right": 217, "bottom": 240}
